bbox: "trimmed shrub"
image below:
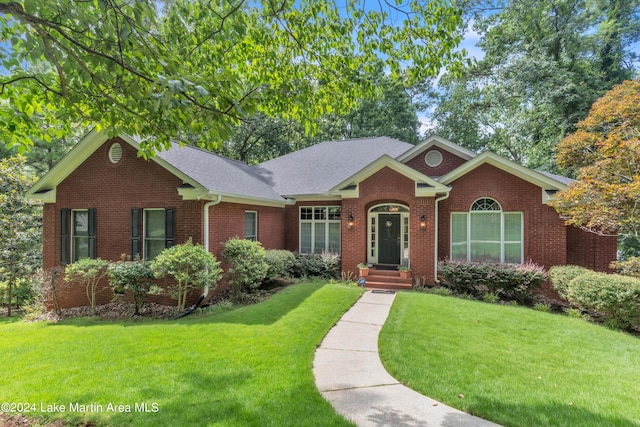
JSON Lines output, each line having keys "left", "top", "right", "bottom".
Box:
{"left": 65, "top": 258, "right": 110, "bottom": 316}
{"left": 549, "top": 265, "right": 590, "bottom": 299}
{"left": 611, "top": 256, "right": 640, "bottom": 278}
{"left": 292, "top": 252, "right": 341, "bottom": 279}
{"left": 151, "top": 239, "right": 222, "bottom": 311}
{"left": 566, "top": 272, "right": 640, "bottom": 330}
{"left": 265, "top": 250, "right": 295, "bottom": 282}
{"left": 438, "top": 260, "right": 546, "bottom": 304}
{"left": 108, "top": 257, "right": 161, "bottom": 315}
{"left": 222, "top": 238, "right": 269, "bottom": 294}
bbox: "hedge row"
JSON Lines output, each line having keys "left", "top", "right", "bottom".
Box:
{"left": 438, "top": 260, "right": 546, "bottom": 304}
{"left": 550, "top": 266, "right": 640, "bottom": 330}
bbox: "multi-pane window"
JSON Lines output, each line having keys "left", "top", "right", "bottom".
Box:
{"left": 300, "top": 206, "right": 341, "bottom": 254}
{"left": 71, "top": 210, "right": 89, "bottom": 262}
{"left": 245, "top": 211, "right": 257, "bottom": 241}
{"left": 451, "top": 198, "right": 523, "bottom": 263}
{"left": 144, "top": 209, "right": 167, "bottom": 260}
{"left": 131, "top": 208, "right": 175, "bottom": 260}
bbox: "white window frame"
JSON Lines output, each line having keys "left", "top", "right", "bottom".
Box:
{"left": 299, "top": 206, "right": 341, "bottom": 254}
{"left": 450, "top": 198, "right": 524, "bottom": 263}
{"left": 245, "top": 211, "right": 258, "bottom": 241}
{"left": 143, "top": 208, "right": 166, "bottom": 260}
{"left": 71, "top": 209, "right": 89, "bottom": 262}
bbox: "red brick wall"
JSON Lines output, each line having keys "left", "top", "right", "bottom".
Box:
{"left": 43, "top": 138, "right": 285, "bottom": 309}
{"left": 566, "top": 226, "right": 617, "bottom": 272}
{"left": 341, "top": 167, "right": 436, "bottom": 282}
{"left": 438, "top": 163, "right": 568, "bottom": 270}
{"left": 207, "top": 202, "right": 285, "bottom": 255}
{"left": 404, "top": 147, "right": 468, "bottom": 177}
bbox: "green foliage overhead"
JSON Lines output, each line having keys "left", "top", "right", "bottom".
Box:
{"left": 0, "top": 155, "right": 41, "bottom": 317}
{"left": 150, "top": 239, "right": 222, "bottom": 311}
{"left": 0, "top": 0, "right": 465, "bottom": 157}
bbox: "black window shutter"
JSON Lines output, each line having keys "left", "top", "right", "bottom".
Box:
{"left": 88, "top": 208, "right": 97, "bottom": 259}
{"left": 60, "top": 209, "right": 69, "bottom": 265}
{"left": 131, "top": 208, "right": 141, "bottom": 258}
{"left": 165, "top": 208, "right": 175, "bottom": 248}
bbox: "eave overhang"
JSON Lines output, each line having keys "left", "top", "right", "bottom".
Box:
{"left": 440, "top": 151, "right": 568, "bottom": 205}
{"left": 329, "top": 155, "right": 450, "bottom": 198}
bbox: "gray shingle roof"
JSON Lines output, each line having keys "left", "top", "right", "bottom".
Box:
{"left": 157, "top": 143, "right": 286, "bottom": 202}
{"left": 256, "top": 137, "right": 413, "bottom": 196}
{"left": 536, "top": 170, "right": 575, "bottom": 185}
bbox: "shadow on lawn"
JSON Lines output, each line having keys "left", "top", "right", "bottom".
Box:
{"left": 49, "top": 282, "right": 328, "bottom": 328}
{"left": 464, "top": 395, "right": 638, "bottom": 427}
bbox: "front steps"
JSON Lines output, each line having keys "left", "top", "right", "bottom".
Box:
{"left": 362, "top": 268, "right": 413, "bottom": 291}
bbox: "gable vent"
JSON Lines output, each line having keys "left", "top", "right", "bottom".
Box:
{"left": 108, "top": 142, "right": 123, "bottom": 164}
{"left": 425, "top": 150, "right": 443, "bottom": 167}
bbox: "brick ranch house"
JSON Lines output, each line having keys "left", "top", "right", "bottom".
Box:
{"left": 27, "top": 130, "right": 616, "bottom": 308}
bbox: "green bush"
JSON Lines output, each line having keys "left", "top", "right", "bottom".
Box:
{"left": 611, "top": 256, "right": 640, "bottom": 278}
{"left": 65, "top": 258, "right": 110, "bottom": 316}
{"left": 549, "top": 265, "right": 590, "bottom": 299}
{"left": 566, "top": 271, "right": 640, "bottom": 330}
{"left": 151, "top": 239, "right": 222, "bottom": 311}
{"left": 108, "top": 258, "right": 161, "bottom": 315}
{"left": 222, "top": 238, "right": 269, "bottom": 294}
{"left": 265, "top": 250, "right": 295, "bottom": 282}
{"left": 438, "top": 260, "right": 546, "bottom": 304}
{"left": 292, "top": 252, "right": 341, "bottom": 279}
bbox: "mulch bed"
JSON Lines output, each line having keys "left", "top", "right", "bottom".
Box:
{"left": 26, "top": 301, "right": 177, "bottom": 322}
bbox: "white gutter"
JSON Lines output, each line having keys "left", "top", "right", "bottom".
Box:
{"left": 434, "top": 192, "right": 450, "bottom": 284}
{"left": 203, "top": 195, "right": 222, "bottom": 296}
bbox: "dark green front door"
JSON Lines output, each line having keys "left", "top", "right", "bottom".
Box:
{"left": 378, "top": 214, "right": 401, "bottom": 264}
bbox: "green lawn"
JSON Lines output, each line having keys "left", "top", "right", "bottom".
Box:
{"left": 379, "top": 292, "right": 640, "bottom": 427}
{"left": 0, "top": 281, "right": 363, "bottom": 427}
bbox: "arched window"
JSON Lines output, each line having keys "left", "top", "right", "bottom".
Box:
{"left": 451, "top": 198, "right": 523, "bottom": 263}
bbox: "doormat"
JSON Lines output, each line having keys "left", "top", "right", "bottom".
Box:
{"left": 371, "top": 290, "right": 396, "bottom": 294}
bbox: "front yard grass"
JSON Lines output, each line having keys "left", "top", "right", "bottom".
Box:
{"left": 379, "top": 292, "right": 640, "bottom": 427}
{"left": 0, "top": 281, "right": 363, "bottom": 427}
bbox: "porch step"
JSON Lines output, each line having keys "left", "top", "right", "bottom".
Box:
{"left": 364, "top": 280, "right": 413, "bottom": 291}
{"left": 361, "top": 270, "right": 413, "bottom": 290}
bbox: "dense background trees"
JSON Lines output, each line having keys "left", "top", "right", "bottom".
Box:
{"left": 430, "top": 0, "right": 640, "bottom": 171}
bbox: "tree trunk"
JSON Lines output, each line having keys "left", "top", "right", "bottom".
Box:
{"left": 6, "top": 278, "right": 13, "bottom": 317}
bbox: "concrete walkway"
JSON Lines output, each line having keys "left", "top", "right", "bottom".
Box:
{"left": 313, "top": 290, "right": 501, "bottom": 427}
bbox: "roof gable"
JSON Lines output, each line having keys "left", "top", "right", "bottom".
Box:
{"left": 440, "top": 151, "right": 569, "bottom": 204}
{"left": 396, "top": 134, "right": 477, "bottom": 163}
{"left": 27, "top": 130, "right": 287, "bottom": 205}
{"left": 329, "top": 155, "right": 450, "bottom": 198}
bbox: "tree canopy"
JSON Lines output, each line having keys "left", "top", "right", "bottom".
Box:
{"left": 0, "top": 0, "right": 465, "bottom": 157}
{"left": 552, "top": 79, "right": 640, "bottom": 238}
{"left": 223, "top": 72, "right": 422, "bottom": 164}
{"left": 431, "top": 0, "right": 640, "bottom": 171}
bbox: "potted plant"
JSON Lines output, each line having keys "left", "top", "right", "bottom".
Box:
{"left": 398, "top": 265, "right": 411, "bottom": 279}
{"left": 357, "top": 263, "right": 369, "bottom": 277}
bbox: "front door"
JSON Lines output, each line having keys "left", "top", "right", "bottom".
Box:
{"left": 378, "top": 214, "right": 401, "bottom": 264}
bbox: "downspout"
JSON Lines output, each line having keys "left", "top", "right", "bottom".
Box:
{"left": 434, "top": 192, "right": 450, "bottom": 284}
{"left": 203, "top": 195, "right": 222, "bottom": 296}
